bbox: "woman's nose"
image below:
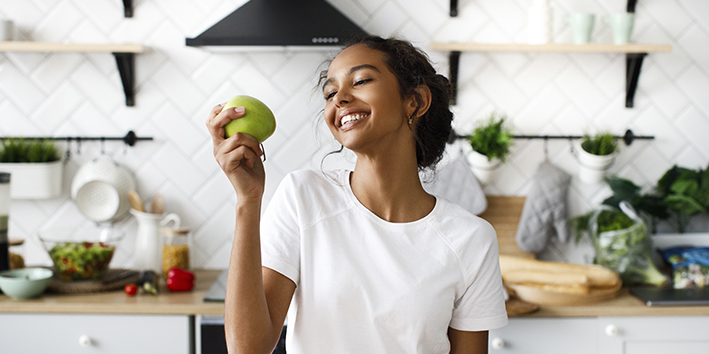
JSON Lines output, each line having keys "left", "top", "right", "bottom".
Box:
{"left": 335, "top": 88, "right": 353, "bottom": 106}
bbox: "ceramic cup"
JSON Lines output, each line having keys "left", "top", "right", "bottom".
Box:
{"left": 609, "top": 13, "right": 635, "bottom": 44}
{"left": 0, "top": 20, "right": 13, "bottom": 41}
{"left": 569, "top": 13, "right": 595, "bottom": 44}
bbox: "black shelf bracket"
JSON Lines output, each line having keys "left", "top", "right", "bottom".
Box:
{"left": 448, "top": 51, "right": 461, "bottom": 105}
{"left": 450, "top": 0, "right": 459, "bottom": 17}
{"left": 627, "top": 0, "right": 638, "bottom": 13}
{"left": 113, "top": 52, "right": 136, "bottom": 107}
{"left": 123, "top": 0, "right": 133, "bottom": 18}
{"left": 0, "top": 131, "right": 153, "bottom": 146}
{"left": 626, "top": 53, "right": 647, "bottom": 108}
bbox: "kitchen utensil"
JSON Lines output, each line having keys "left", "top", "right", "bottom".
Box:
{"left": 131, "top": 209, "right": 180, "bottom": 273}
{"left": 71, "top": 155, "right": 137, "bottom": 223}
{"left": 37, "top": 227, "right": 125, "bottom": 281}
{"left": 151, "top": 194, "right": 165, "bottom": 214}
{"left": 128, "top": 190, "right": 144, "bottom": 212}
{"left": 0, "top": 267, "right": 53, "bottom": 299}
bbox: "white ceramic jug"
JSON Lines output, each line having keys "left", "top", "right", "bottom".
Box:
{"left": 131, "top": 209, "right": 180, "bottom": 273}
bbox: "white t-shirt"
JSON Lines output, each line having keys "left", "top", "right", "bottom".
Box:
{"left": 260, "top": 169, "right": 508, "bottom": 354}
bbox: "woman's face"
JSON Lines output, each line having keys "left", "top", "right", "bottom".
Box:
{"left": 322, "top": 44, "right": 415, "bottom": 153}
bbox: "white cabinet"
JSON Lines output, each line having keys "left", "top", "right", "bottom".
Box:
{"left": 492, "top": 316, "right": 709, "bottom": 354}
{"left": 489, "top": 318, "right": 597, "bottom": 354}
{"left": 0, "top": 313, "right": 193, "bottom": 354}
{"left": 598, "top": 316, "right": 709, "bottom": 354}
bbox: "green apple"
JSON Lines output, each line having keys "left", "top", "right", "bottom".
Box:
{"left": 222, "top": 95, "right": 276, "bottom": 143}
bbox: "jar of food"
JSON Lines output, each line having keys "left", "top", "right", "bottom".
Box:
{"left": 161, "top": 227, "right": 190, "bottom": 278}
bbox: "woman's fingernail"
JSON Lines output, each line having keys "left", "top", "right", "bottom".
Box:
{"left": 234, "top": 107, "right": 245, "bottom": 114}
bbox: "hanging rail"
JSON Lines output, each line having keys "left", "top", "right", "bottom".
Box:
{"left": 449, "top": 129, "right": 654, "bottom": 146}
{"left": 0, "top": 131, "right": 152, "bottom": 147}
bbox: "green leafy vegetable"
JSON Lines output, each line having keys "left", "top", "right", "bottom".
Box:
{"left": 49, "top": 242, "right": 115, "bottom": 281}
{"left": 656, "top": 164, "right": 709, "bottom": 233}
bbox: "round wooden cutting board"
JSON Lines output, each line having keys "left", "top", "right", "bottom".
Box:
{"left": 507, "top": 281, "right": 622, "bottom": 306}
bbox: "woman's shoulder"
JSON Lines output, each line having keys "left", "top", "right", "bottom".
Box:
{"left": 433, "top": 197, "right": 497, "bottom": 246}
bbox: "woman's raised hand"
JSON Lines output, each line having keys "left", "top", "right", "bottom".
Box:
{"left": 206, "top": 103, "right": 265, "bottom": 202}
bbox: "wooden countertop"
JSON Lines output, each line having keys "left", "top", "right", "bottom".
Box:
{"left": 0, "top": 269, "right": 225, "bottom": 316}
{"left": 2, "top": 197, "right": 708, "bottom": 318}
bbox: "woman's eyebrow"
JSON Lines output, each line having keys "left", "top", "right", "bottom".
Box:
{"left": 322, "top": 64, "right": 381, "bottom": 90}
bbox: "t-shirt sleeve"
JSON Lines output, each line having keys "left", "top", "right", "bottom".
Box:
{"left": 449, "top": 221, "right": 509, "bottom": 331}
{"left": 260, "top": 174, "right": 301, "bottom": 286}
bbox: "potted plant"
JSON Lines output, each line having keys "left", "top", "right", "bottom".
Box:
{"left": 466, "top": 113, "right": 513, "bottom": 184}
{"left": 576, "top": 132, "right": 619, "bottom": 184}
{"left": 0, "top": 138, "right": 63, "bottom": 199}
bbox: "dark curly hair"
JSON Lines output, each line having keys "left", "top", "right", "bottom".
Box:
{"left": 319, "top": 35, "right": 453, "bottom": 171}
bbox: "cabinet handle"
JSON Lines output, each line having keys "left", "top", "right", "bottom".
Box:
{"left": 78, "top": 335, "right": 92, "bottom": 347}
{"left": 491, "top": 337, "right": 505, "bottom": 349}
{"left": 605, "top": 324, "right": 619, "bottom": 337}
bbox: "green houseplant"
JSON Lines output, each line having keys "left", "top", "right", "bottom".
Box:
{"left": 577, "top": 132, "right": 620, "bottom": 184}
{"left": 0, "top": 138, "right": 64, "bottom": 199}
{"left": 466, "top": 113, "right": 513, "bottom": 184}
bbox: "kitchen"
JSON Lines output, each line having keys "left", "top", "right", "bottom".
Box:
{"left": 1, "top": 0, "right": 709, "bottom": 353}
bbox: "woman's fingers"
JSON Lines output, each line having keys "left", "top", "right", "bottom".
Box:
{"left": 206, "top": 103, "right": 247, "bottom": 144}
{"left": 216, "top": 141, "right": 261, "bottom": 171}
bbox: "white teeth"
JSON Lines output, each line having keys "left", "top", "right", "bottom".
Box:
{"left": 340, "top": 113, "right": 368, "bottom": 126}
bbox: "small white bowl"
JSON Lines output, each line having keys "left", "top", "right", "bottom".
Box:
{"left": 0, "top": 268, "right": 53, "bottom": 300}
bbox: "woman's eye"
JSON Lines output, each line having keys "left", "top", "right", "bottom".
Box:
{"left": 325, "top": 91, "right": 336, "bottom": 100}
{"left": 355, "top": 78, "right": 371, "bottom": 86}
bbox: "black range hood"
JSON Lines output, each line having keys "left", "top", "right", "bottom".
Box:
{"left": 186, "top": 0, "right": 368, "bottom": 48}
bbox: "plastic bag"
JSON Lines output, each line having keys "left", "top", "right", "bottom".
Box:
{"left": 589, "top": 202, "right": 669, "bottom": 286}
{"left": 659, "top": 247, "right": 709, "bottom": 289}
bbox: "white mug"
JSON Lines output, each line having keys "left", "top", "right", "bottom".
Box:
{"left": 608, "top": 13, "right": 635, "bottom": 44}
{"left": 0, "top": 20, "right": 13, "bottom": 41}
{"left": 569, "top": 13, "right": 595, "bottom": 44}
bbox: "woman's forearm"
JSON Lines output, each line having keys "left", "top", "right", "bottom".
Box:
{"left": 224, "top": 198, "right": 279, "bottom": 354}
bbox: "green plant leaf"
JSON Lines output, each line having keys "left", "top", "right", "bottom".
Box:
{"left": 663, "top": 194, "right": 706, "bottom": 215}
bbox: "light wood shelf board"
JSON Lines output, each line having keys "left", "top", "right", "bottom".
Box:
{"left": 0, "top": 41, "right": 144, "bottom": 53}
{"left": 430, "top": 42, "right": 671, "bottom": 53}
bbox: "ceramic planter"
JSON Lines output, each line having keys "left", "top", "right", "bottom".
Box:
{"left": 576, "top": 141, "right": 616, "bottom": 184}
{"left": 0, "top": 160, "right": 63, "bottom": 199}
{"left": 466, "top": 149, "right": 501, "bottom": 184}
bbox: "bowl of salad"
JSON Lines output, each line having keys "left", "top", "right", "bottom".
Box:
{"left": 37, "top": 226, "right": 124, "bottom": 281}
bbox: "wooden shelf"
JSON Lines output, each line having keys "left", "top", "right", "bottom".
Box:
{"left": 0, "top": 42, "right": 145, "bottom": 106}
{"left": 430, "top": 42, "right": 672, "bottom": 108}
{"left": 430, "top": 42, "right": 671, "bottom": 53}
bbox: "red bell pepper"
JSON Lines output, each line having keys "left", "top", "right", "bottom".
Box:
{"left": 166, "top": 268, "right": 195, "bottom": 292}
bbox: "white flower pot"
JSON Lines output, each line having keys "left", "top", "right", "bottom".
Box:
{"left": 0, "top": 160, "right": 64, "bottom": 199}
{"left": 466, "top": 149, "right": 501, "bottom": 184}
{"left": 576, "top": 142, "right": 616, "bottom": 184}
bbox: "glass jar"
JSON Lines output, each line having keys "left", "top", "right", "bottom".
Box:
{"left": 161, "top": 227, "right": 190, "bottom": 278}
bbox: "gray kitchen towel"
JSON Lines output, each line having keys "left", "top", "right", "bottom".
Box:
{"left": 423, "top": 155, "right": 487, "bottom": 215}
{"left": 515, "top": 161, "right": 571, "bottom": 254}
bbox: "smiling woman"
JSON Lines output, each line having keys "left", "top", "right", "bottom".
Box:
{"left": 206, "top": 35, "right": 508, "bottom": 354}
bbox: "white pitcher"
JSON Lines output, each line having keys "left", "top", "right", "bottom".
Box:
{"left": 131, "top": 209, "right": 180, "bottom": 273}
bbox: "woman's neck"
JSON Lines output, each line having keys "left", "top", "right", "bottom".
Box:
{"left": 350, "top": 154, "right": 435, "bottom": 223}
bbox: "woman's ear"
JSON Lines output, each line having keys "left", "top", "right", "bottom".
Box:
{"left": 408, "top": 84, "right": 432, "bottom": 119}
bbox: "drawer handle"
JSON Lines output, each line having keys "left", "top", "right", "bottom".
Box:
{"left": 491, "top": 337, "right": 505, "bottom": 350}
{"left": 605, "top": 324, "right": 619, "bottom": 337}
{"left": 78, "top": 335, "right": 92, "bottom": 347}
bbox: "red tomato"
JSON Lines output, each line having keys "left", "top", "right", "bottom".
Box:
{"left": 124, "top": 283, "right": 138, "bottom": 296}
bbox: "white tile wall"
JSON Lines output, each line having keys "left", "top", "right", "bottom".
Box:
{"left": 1, "top": 0, "right": 708, "bottom": 268}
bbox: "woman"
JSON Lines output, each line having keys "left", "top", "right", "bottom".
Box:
{"left": 206, "top": 36, "right": 508, "bottom": 354}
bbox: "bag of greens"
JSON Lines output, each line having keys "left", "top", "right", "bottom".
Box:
{"left": 589, "top": 201, "right": 669, "bottom": 287}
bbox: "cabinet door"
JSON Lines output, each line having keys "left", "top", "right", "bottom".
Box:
{"left": 598, "top": 316, "right": 709, "bottom": 354}
{"left": 489, "top": 318, "right": 597, "bottom": 354}
{"left": 0, "top": 313, "right": 192, "bottom": 354}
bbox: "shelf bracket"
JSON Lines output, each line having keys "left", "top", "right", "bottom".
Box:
{"left": 626, "top": 53, "right": 646, "bottom": 108}
{"left": 113, "top": 52, "right": 136, "bottom": 107}
{"left": 627, "top": 0, "right": 638, "bottom": 13}
{"left": 450, "top": 0, "right": 459, "bottom": 17}
{"left": 448, "top": 51, "right": 461, "bottom": 105}
{"left": 123, "top": 0, "right": 133, "bottom": 18}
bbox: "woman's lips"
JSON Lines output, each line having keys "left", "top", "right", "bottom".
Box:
{"left": 339, "top": 113, "right": 369, "bottom": 130}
